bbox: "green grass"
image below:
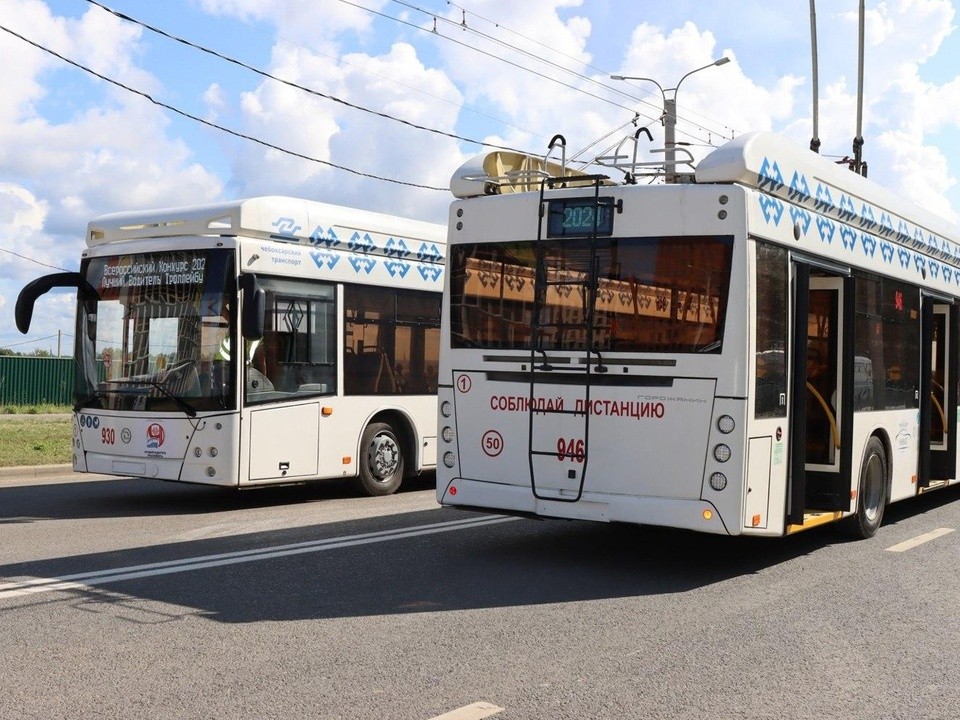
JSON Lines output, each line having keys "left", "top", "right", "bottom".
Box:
{"left": 0, "top": 404, "right": 72, "bottom": 415}
{"left": 0, "top": 415, "right": 72, "bottom": 467}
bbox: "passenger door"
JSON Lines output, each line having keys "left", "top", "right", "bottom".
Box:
{"left": 787, "top": 263, "right": 854, "bottom": 524}
{"left": 920, "top": 298, "right": 958, "bottom": 486}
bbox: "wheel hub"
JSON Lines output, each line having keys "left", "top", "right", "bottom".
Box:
{"left": 368, "top": 435, "right": 399, "bottom": 480}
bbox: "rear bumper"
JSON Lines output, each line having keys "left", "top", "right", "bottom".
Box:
{"left": 439, "top": 476, "right": 732, "bottom": 535}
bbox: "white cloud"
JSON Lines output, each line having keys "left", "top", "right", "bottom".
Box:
{"left": 800, "top": 0, "right": 960, "bottom": 221}
{"left": 226, "top": 39, "right": 463, "bottom": 221}
{"left": 203, "top": 82, "right": 228, "bottom": 121}
{"left": 0, "top": 0, "right": 224, "bottom": 349}
{"left": 198, "top": 0, "right": 387, "bottom": 43}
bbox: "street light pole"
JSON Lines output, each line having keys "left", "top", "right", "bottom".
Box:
{"left": 611, "top": 57, "right": 730, "bottom": 183}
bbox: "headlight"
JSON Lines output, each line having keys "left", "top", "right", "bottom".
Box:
{"left": 440, "top": 401, "right": 453, "bottom": 418}
{"left": 717, "top": 415, "right": 735, "bottom": 434}
{"left": 442, "top": 426, "right": 454, "bottom": 442}
{"left": 443, "top": 452, "right": 456, "bottom": 468}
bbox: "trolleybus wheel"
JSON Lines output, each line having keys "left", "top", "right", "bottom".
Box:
{"left": 355, "top": 422, "right": 405, "bottom": 496}
{"left": 842, "top": 436, "right": 887, "bottom": 539}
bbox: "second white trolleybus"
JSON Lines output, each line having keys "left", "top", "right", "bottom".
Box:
{"left": 436, "top": 132, "right": 960, "bottom": 538}
{"left": 17, "top": 196, "right": 446, "bottom": 494}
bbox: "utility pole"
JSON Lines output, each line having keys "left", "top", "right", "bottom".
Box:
{"left": 611, "top": 57, "right": 730, "bottom": 183}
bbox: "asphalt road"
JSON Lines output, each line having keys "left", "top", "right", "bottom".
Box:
{"left": 1, "top": 470, "right": 958, "bottom": 719}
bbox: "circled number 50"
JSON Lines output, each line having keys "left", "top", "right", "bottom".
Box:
{"left": 481, "top": 430, "right": 503, "bottom": 457}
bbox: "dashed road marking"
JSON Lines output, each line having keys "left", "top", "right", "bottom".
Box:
{"left": 885, "top": 527, "right": 955, "bottom": 553}
{"left": 427, "top": 701, "right": 505, "bottom": 720}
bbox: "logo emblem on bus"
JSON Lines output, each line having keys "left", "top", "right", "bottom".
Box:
{"left": 121, "top": 428, "right": 132, "bottom": 444}
{"left": 146, "top": 423, "right": 166, "bottom": 449}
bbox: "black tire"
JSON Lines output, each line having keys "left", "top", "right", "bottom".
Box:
{"left": 355, "top": 422, "right": 405, "bottom": 496}
{"left": 841, "top": 436, "right": 888, "bottom": 539}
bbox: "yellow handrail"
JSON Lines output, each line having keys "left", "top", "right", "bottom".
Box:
{"left": 806, "top": 382, "right": 840, "bottom": 449}
{"left": 931, "top": 392, "right": 947, "bottom": 433}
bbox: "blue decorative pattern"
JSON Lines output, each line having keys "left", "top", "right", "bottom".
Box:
{"left": 789, "top": 205, "right": 812, "bottom": 234}
{"left": 755, "top": 154, "right": 960, "bottom": 286}
{"left": 310, "top": 250, "right": 339, "bottom": 270}
{"left": 757, "top": 158, "right": 784, "bottom": 192}
{"left": 269, "top": 216, "right": 445, "bottom": 284}
{"left": 787, "top": 171, "right": 811, "bottom": 203}
{"left": 309, "top": 225, "right": 340, "bottom": 247}
{"left": 759, "top": 195, "right": 784, "bottom": 225}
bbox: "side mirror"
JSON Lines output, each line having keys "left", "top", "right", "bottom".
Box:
{"left": 239, "top": 274, "right": 265, "bottom": 341}
{"left": 16, "top": 272, "right": 98, "bottom": 334}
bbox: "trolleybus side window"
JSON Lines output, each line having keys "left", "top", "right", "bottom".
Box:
{"left": 754, "top": 243, "right": 788, "bottom": 418}
{"left": 343, "top": 285, "right": 440, "bottom": 396}
{"left": 246, "top": 277, "right": 336, "bottom": 404}
{"left": 853, "top": 272, "right": 920, "bottom": 411}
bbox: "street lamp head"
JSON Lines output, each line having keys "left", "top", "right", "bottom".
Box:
{"left": 714, "top": 56, "right": 731, "bottom": 67}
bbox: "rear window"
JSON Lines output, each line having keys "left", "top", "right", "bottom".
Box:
{"left": 449, "top": 235, "right": 734, "bottom": 353}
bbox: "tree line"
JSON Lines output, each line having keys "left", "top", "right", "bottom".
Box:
{"left": 0, "top": 349, "right": 56, "bottom": 357}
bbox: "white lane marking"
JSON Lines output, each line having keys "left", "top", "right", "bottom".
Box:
{"left": 427, "top": 702, "right": 505, "bottom": 720}
{"left": 885, "top": 527, "right": 955, "bottom": 553}
{"left": 0, "top": 515, "right": 517, "bottom": 601}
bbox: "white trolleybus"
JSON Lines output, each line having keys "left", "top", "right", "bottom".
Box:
{"left": 436, "top": 131, "right": 960, "bottom": 538}
{"left": 16, "top": 196, "right": 446, "bottom": 495}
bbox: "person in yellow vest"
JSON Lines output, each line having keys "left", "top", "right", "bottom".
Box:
{"left": 213, "top": 302, "right": 273, "bottom": 395}
{"left": 216, "top": 335, "right": 272, "bottom": 393}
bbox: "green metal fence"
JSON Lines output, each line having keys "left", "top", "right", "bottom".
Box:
{"left": 0, "top": 356, "right": 80, "bottom": 405}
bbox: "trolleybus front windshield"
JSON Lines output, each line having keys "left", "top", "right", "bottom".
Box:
{"left": 449, "top": 235, "right": 733, "bottom": 353}
{"left": 75, "top": 248, "right": 236, "bottom": 413}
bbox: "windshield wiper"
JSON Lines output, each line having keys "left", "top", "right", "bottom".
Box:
{"left": 73, "top": 389, "right": 105, "bottom": 412}
{"left": 106, "top": 379, "right": 198, "bottom": 417}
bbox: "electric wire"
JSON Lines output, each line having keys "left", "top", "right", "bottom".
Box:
{"left": 1, "top": 333, "right": 65, "bottom": 349}
{"left": 399, "top": 0, "right": 737, "bottom": 143}
{"left": 443, "top": 0, "right": 739, "bottom": 141}
{"left": 0, "top": 245, "right": 70, "bottom": 272}
{"left": 178, "top": 6, "right": 544, "bottom": 143}
{"left": 336, "top": 0, "right": 643, "bottom": 116}
{"left": 84, "top": 0, "right": 530, "bottom": 156}
{"left": 352, "top": 0, "right": 734, "bottom": 151}
{"left": 0, "top": 24, "right": 448, "bottom": 192}
{"left": 390, "top": 0, "right": 665, "bottom": 126}
{"left": 291, "top": 41, "right": 540, "bottom": 142}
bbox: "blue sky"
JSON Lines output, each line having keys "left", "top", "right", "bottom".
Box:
{"left": 2, "top": 0, "right": 960, "bottom": 354}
